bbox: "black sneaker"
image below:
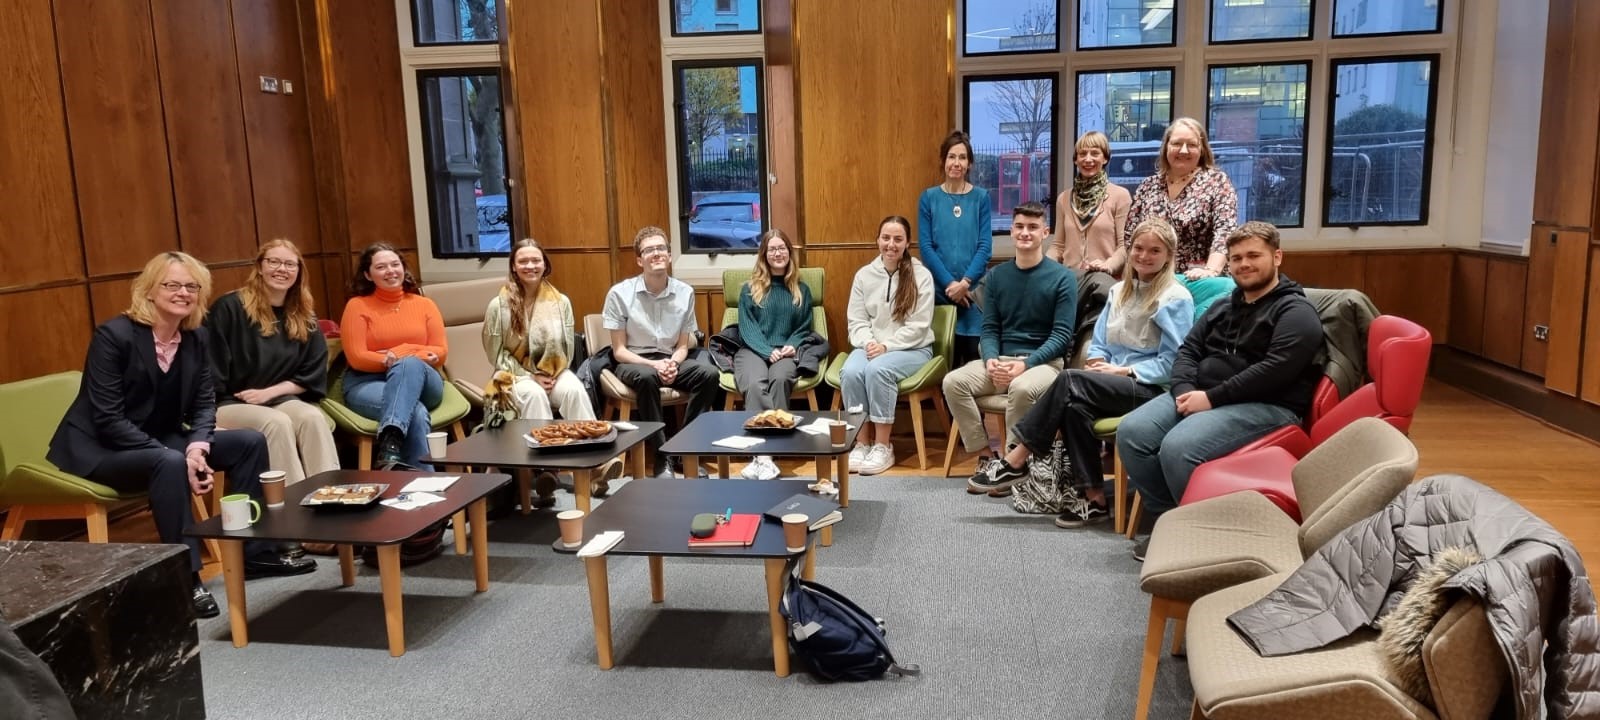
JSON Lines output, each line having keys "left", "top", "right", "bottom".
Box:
{"left": 1132, "top": 536, "right": 1150, "bottom": 562}
{"left": 1054, "top": 496, "right": 1109, "bottom": 528}
{"left": 965, "top": 456, "right": 1002, "bottom": 493}
{"left": 967, "top": 458, "right": 1027, "bottom": 493}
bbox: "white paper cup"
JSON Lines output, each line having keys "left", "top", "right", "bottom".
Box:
{"left": 782, "top": 513, "right": 809, "bottom": 552}
{"left": 557, "top": 509, "right": 586, "bottom": 548}
{"left": 426, "top": 431, "right": 448, "bottom": 459}
{"left": 259, "top": 471, "right": 287, "bottom": 508}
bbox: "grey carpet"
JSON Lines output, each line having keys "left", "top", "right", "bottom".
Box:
{"left": 198, "top": 475, "right": 1194, "bottom": 719}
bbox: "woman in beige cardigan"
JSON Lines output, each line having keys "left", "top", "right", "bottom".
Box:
{"left": 1051, "top": 130, "right": 1132, "bottom": 273}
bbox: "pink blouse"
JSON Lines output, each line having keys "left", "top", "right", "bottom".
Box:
{"left": 1123, "top": 167, "right": 1239, "bottom": 271}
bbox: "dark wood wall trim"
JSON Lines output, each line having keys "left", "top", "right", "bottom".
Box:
{"left": 1432, "top": 346, "right": 1600, "bottom": 446}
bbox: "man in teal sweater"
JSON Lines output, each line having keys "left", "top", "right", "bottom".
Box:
{"left": 942, "top": 201, "right": 1077, "bottom": 486}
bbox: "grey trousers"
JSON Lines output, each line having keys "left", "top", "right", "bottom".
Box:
{"left": 732, "top": 348, "right": 798, "bottom": 411}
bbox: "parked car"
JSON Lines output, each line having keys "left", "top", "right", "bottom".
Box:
{"left": 687, "top": 192, "right": 762, "bottom": 251}
{"left": 476, "top": 193, "right": 511, "bottom": 253}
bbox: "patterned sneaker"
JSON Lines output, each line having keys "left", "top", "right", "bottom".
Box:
{"left": 1054, "top": 494, "right": 1109, "bottom": 528}
{"left": 754, "top": 455, "right": 780, "bottom": 481}
{"left": 965, "top": 456, "right": 1003, "bottom": 494}
{"left": 859, "top": 444, "right": 895, "bottom": 475}
{"left": 968, "top": 458, "right": 1027, "bottom": 493}
{"left": 847, "top": 444, "right": 870, "bottom": 472}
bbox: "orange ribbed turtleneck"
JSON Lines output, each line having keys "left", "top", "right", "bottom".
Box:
{"left": 339, "top": 288, "right": 448, "bottom": 373}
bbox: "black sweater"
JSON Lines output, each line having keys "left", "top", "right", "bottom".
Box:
{"left": 1169, "top": 274, "right": 1323, "bottom": 416}
{"left": 204, "top": 291, "right": 329, "bottom": 405}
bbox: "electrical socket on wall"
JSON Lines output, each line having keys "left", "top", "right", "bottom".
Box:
{"left": 1534, "top": 325, "right": 1550, "bottom": 341}
{"left": 259, "top": 76, "right": 279, "bottom": 94}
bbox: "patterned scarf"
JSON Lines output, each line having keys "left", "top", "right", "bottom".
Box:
{"left": 1070, "top": 171, "right": 1110, "bottom": 232}
{"left": 503, "top": 282, "right": 570, "bottom": 378}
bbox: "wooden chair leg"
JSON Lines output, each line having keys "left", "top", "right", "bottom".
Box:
{"left": 358, "top": 436, "right": 373, "bottom": 470}
{"left": 934, "top": 393, "right": 950, "bottom": 433}
{"left": 452, "top": 421, "right": 466, "bottom": 440}
{"left": 806, "top": 390, "right": 819, "bottom": 411}
{"left": 1136, "top": 595, "right": 1181, "bottom": 720}
{"left": 940, "top": 426, "right": 960, "bottom": 478}
{"left": 84, "top": 504, "right": 109, "bottom": 543}
{"left": 908, "top": 393, "right": 929, "bottom": 470}
{"left": 619, "top": 400, "right": 632, "bottom": 420}
{"left": 1, "top": 507, "right": 27, "bottom": 541}
{"left": 830, "top": 388, "right": 840, "bottom": 411}
{"left": 190, "top": 495, "right": 222, "bottom": 563}
{"left": 1126, "top": 491, "right": 1143, "bottom": 540}
{"left": 1112, "top": 447, "right": 1128, "bottom": 534}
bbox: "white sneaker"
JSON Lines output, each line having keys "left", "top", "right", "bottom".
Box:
{"left": 739, "top": 460, "right": 761, "bottom": 480}
{"left": 859, "top": 444, "right": 895, "bottom": 476}
{"left": 755, "top": 455, "right": 780, "bottom": 480}
{"left": 847, "top": 444, "right": 870, "bottom": 472}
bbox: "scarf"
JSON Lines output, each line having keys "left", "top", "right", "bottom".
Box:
{"left": 1070, "top": 171, "right": 1110, "bottom": 233}
{"left": 502, "top": 282, "right": 570, "bottom": 377}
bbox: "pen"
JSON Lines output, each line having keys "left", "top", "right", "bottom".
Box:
{"left": 724, "top": 506, "right": 732, "bottom": 521}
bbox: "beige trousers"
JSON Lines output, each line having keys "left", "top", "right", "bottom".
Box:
{"left": 216, "top": 399, "right": 339, "bottom": 485}
{"left": 511, "top": 371, "right": 595, "bottom": 420}
{"left": 942, "top": 358, "right": 1063, "bottom": 452}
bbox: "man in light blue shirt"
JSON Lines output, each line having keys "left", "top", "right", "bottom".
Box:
{"left": 602, "top": 227, "right": 720, "bottom": 475}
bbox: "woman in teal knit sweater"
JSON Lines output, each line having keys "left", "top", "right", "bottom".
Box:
{"left": 734, "top": 229, "right": 814, "bottom": 480}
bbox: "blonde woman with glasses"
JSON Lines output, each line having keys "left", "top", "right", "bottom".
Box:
{"left": 731, "top": 229, "right": 819, "bottom": 480}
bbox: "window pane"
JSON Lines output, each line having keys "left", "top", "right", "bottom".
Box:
{"left": 963, "top": 0, "right": 1059, "bottom": 55}
{"left": 1078, "top": 0, "right": 1175, "bottom": 49}
{"left": 1325, "top": 57, "right": 1437, "bottom": 225}
{"left": 965, "top": 76, "right": 1057, "bottom": 233}
{"left": 1076, "top": 68, "right": 1173, "bottom": 195}
{"left": 675, "top": 61, "right": 766, "bottom": 253}
{"left": 1332, "top": 0, "right": 1441, "bottom": 37}
{"left": 1208, "top": 63, "right": 1309, "bottom": 227}
{"left": 671, "top": 0, "right": 760, "bottom": 35}
{"left": 1211, "top": 0, "right": 1311, "bottom": 43}
{"left": 411, "top": 0, "right": 498, "bottom": 45}
{"left": 419, "top": 71, "right": 509, "bottom": 257}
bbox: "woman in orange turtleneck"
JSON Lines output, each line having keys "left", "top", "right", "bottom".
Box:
{"left": 340, "top": 243, "right": 448, "bottom": 469}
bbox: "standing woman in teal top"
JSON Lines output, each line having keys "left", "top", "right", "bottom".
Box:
{"left": 918, "top": 130, "right": 992, "bottom": 365}
{"left": 733, "top": 229, "right": 815, "bottom": 480}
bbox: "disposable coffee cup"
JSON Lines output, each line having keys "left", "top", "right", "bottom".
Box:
{"left": 426, "top": 431, "right": 448, "bottom": 459}
{"left": 827, "top": 420, "right": 847, "bottom": 448}
{"left": 782, "top": 513, "right": 809, "bottom": 553}
{"left": 557, "top": 509, "right": 586, "bottom": 548}
{"left": 259, "top": 471, "right": 287, "bottom": 508}
{"left": 220, "top": 494, "right": 261, "bottom": 531}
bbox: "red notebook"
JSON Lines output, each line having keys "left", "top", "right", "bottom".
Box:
{"left": 687, "top": 513, "right": 761, "bottom": 548}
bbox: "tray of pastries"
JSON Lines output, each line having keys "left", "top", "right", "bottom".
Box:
{"left": 524, "top": 420, "right": 617, "bottom": 450}
{"left": 301, "top": 483, "right": 388, "bottom": 507}
{"left": 743, "top": 409, "right": 799, "bottom": 434}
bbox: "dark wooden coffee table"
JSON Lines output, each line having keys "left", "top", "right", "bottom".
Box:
{"left": 659, "top": 411, "right": 864, "bottom": 507}
{"left": 185, "top": 469, "right": 510, "bottom": 657}
{"left": 427, "top": 420, "right": 662, "bottom": 513}
{"left": 553, "top": 477, "right": 821, "bottom": 676}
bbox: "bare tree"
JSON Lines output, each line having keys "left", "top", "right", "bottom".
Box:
{"left": 681, "top": 67, "right": 743, "bottom": 162}
{"left": 463, "top": 0, "right": 504, "bottom": 195}
{"left": 987, "top": 2, "right": 1055, "bottom": 153}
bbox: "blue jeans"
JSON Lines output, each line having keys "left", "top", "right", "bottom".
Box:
{"left": 840, "top": 347, "right": 932, "bottom": 424}
{"left": 1116, "top": 393, "right": 1300, "bottom": 516}
{"left": 343, "top": 357, "right": 444, "bottom": 469}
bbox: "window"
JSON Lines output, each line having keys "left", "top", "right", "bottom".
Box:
{"left": 1332, "top": 0, "right": 1442, "bottom": 37}
{"left": 417, "top": 70, "right": 510, "bottom": 257}
{"left": 965, "top": 74, "right": 1058, "bottom": 233}
{"left": 1323, "top": 55, "right": 1439, "bottom": 226}
{"left": 1210, "top": 0, "right": 1311, "bottom": 43}
{"left": 672, "top": 0, "right": 760, "bottom": 35}
{"left": 672, "top": 60, "right": 767, "bottom": 253}
{"left": 1207, "top": 62, "right": 1309, "bottom": 226}
{"left": 1075, "top": 68, "right": 1173, "bottom": 195}
{"left": 1078, "top": 0, "right": 1176, "bottom": 50}
{"left": 963, "top": 0, "right": 1059, "bottom": 56}
{"left": 410, "top": 0, "right": 498, "bottom": 45}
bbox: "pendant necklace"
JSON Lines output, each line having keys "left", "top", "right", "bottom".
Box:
{"left": 945, "top": 183, "right": 967, "bottom": 219}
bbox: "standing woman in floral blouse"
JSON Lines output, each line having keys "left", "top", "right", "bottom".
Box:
{"left": 917, "top": 130, "right": 992, "bottom": 365}
{"left": 1111, "top": 117, "right": 1238, "bottom": 281}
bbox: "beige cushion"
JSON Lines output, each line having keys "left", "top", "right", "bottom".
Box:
{"left": 1424, "top": 598, "right": 1508, "bottom": 720}
{"left": 1187, "top": 574, "right": 1435, "bottom": 720}
{"left": 976, "top": 394, "right": 1008, "bottom": 413}
{"left": 422, "top": 277, "right": 506, "bottom": 407}
{"left": 1140, "top": 491, "right": 1302, "bottom": 601}
{"left": 423, "top": 276, "right": 504, "bottom": 324}
{"left": 1292, "top": 418, "right": 1419, "bottom": 556}
{"left": 584, "top": 313, "right": 690, "bottom": 409}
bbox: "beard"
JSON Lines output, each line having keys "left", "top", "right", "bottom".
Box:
{"left": 1234, "top": 268, "right": 1277, "bottom": 295}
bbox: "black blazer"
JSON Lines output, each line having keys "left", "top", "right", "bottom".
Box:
{"left": 47, "top": 315, "right": 217, "bottom": 478}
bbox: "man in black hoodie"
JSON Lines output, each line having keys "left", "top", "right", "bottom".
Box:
{"left": 1117, "top": 221, "right": 1322, "bottom": 553}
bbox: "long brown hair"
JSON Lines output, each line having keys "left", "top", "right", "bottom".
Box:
{"left": 240, "top": 238, "right": 315, "bottom": 342}
{"left": 505, "top": 238, "right": 555, "bottom": 339}
{"left": 748, "top": 229, "right": 802, "bottom": 307}
{"left": 879, "top": 215, "right": 919, "bottom": 323}
{"left": 348, "top": 243, "right": 420, "bottom": 296}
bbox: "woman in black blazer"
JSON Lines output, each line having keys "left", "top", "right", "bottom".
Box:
{"left": 47, "top": 252, "right": 315, "bottom": 619}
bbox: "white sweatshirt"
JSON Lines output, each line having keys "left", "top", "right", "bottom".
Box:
{"left": 846, "top": 256, "right": 935, "bottom": 351}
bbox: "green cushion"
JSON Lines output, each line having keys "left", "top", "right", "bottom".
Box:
{"left": 0, "top": 371, "right": 134, "bottom": 507}
{"left": 719, "top": 370, "right": 823, "bottom": 397}
{"left": 821, "top": 351, "right": 948, "bottom": 396}
{"left": 1092, "top": 416, "right": 1123, "bottom": 438}
{"left": 721, "top": 268, "right": 824, "bottom": 306}
{"left": 322, "top": 365, "right": 473, "bottom": 436}
{"left": 2, "top": 463, "right": 130, "bottom": 505}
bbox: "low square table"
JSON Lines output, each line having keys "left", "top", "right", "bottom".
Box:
{"left": 185, "top": 469, "right": 510, "bottom": 657}
{"left": 427, "top": 420, "right": 662, "bottom": 513}
{"left": 659, "top": 411, "right": 864, "bottom": 507}
{"left": 553, "top": 478, "right": 821, "bottom": 676}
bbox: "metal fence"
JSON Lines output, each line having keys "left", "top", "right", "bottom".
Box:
{"left": 686, "top": 148, "right": 762, "bottom": 194}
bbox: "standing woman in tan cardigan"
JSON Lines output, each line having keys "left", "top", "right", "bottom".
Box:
{"left": 1050, "top": 131, "right": 1131, "bottom": 272}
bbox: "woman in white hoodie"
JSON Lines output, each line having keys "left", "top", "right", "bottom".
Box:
{"left": 841, "top": 215, "right": 936, "bottom": 475}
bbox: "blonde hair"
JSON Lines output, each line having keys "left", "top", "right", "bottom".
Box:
{"left": 127, "top": 252, "right": 212, "bottom": 331}
{"left": 1075, "top": 130, "right": 1112, "bottom": 163}
{"left": 1117, "top": 217, "right": 1180, "bottom": 315}
{"left": 239, "top": 238, "right": 315, "bottom": 342}
{"left": 1158, "top": 117, "right": 1216, "bottom": 175}
{"left": 748, "top": 229, "right": 802, "bottom": 307}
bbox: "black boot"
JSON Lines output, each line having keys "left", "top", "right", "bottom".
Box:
{"left": 376, "top": 426, "right": 405, "bottom": 467}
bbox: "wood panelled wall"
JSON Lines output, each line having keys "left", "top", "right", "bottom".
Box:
{"left": 0, "top": 0, "right": 415, "bottom": 384}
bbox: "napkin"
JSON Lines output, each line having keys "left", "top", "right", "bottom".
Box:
{"left": 578, "top": 530, "right": 625, "bottom": 557}
{"left": 799, "top": 417, "right": 856, "bottom": 435}
{"left": 712, "top": 436, "right": 766, "bottom": 450}
{"left": 381, "top": 491, "right": 446, "bottom": 510}
{"left": 401, "top": 476, "right": 459, "bottom": 493}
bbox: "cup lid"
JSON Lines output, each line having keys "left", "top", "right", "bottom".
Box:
{"left": 781, "top": 512, "right": 809, "bottom": 523}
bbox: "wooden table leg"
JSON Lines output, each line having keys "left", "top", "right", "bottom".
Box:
{"left": 717, "top": 455, "right": 730, "bottom": 480}
{"left": 584, "top": 555, "right": 614, "bottom": 669}
{"left": 648, "top": 556, "right": 664, "bottom": 603}
{"left": 452, "top": 510, "right": 468, "bottom": 555}
{"left": 631, "top": 445, "right": 647, "bottom": 479}
{"left": 377, "top": 545, "right": 405, "bottom": 657}
{"left": 835, "top": 454, "right": 850, "bottom": 508}
{"left": 683, "top": 455, "right": 699, "bottom": 479}
{"left": 337, "top": 545, "right": 356, "bottom": 586}
{"left": 802, "top": 540, "right": 816, "bottom": 581}
{"left": 574, "top": 468, "right": 593, "bottom": 512}
{"left": 221, "top": 540, "right": 248, "bottom": 648}
{"left": 469, "top": 498, "right": 490, "bottom": 592}
{"left": 764, "top": 558, "right": 790, "bottom": 677}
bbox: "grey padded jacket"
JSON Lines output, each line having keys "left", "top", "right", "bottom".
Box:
{"left": 1226, "top": 474, "right": 1600, "bottom": 719}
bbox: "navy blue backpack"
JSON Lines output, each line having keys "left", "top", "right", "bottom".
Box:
{"left": 779, "top": 562, "right": 920, "bottom": 682}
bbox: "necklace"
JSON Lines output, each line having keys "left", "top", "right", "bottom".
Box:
{"left": 943, "top": 184, "right": 969, "bottom": 219}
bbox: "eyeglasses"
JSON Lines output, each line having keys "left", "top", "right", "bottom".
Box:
{"left": 1167, "top": 141, "right": 1201, "bottom": 152}
{"left": 639, "top": 245, "right": 671, "bottom": 257}
{"left": 159, "top": 282, "right": 201, "bottom": 294}
{"left": 263, "top": 258, "right": 300, "bottom": 270}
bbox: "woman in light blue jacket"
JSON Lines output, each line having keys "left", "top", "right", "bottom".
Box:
{"left": 967, "top": 217, "right": 1194, "bottom": 527}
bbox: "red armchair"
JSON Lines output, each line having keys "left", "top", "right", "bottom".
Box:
{"left": 1176, "top": 314, "right": 1432, "bottom": 520}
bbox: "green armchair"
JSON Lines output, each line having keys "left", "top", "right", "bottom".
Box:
{"left": 0, "top": 371, "right": 129, "bottom": 542}
{"left": 320, "top": 341, "right": 472, "bottom": 470}
{"left": 823, "top": 305, "right": 955, "bottom": 470}
{"left": 717, "top": 268, "right": 827, "bottom": 411}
